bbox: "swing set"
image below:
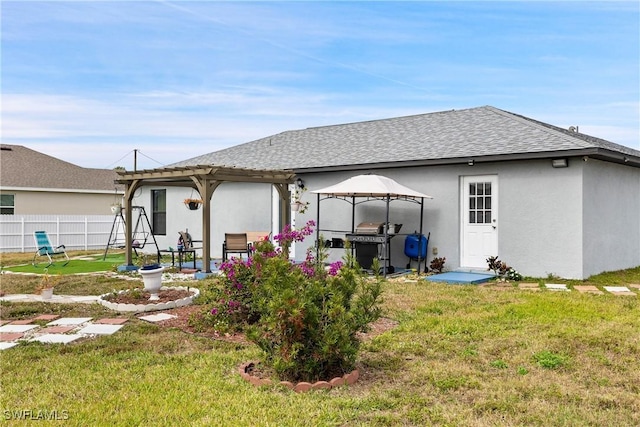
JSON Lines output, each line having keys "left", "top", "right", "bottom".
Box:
{"left": 103, "top": 205, "right": 159, "bottom": 260}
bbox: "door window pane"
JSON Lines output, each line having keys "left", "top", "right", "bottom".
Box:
{"left": 468, "top": 182, "right": 492, "bottom": 224}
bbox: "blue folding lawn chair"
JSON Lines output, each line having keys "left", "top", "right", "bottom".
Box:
{"left": 33, "top": 231, "right": 70, "bottom": 267}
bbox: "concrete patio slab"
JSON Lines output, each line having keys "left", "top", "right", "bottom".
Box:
{"left": 425, "top": 271, "right": 495, "bottom": 285}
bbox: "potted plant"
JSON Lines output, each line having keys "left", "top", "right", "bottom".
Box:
{"left": 36, "top": 270, "right": 57, "bottom": 300}
{"left": 184, "top": 198, "right": 203, "bottom": 210}
{"left": 137, "top": 254, "right": 164, "bottom": 301}
{"left": 110, "top": 203, "right": 122, "bottom": 214}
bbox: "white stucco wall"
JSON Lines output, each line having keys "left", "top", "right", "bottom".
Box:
{"left": 497, "top": 159, "right": 584, "bottom": 279}
{"left": 582, "top": 159, "right": 640, "bottom": 277}
{"left": 135, "top": 157, "right": 639, "bottom": 279}
{"left": 296, "top": 159, "right": 588, "bottom": 279}
{"left": 132, "top": 183, "right": 273, "bottom": 257}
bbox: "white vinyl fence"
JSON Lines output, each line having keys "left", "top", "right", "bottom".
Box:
{"left": 0, "top": 215, "right": 118, "bottom": 253}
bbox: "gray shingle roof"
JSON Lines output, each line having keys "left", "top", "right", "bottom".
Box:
{"left": 171, "top": 106, "right": 639, "bottom": 171}
{"left": 1, "top": 144, "right": 122, "bottom": 192}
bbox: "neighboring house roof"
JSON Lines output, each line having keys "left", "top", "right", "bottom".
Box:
{"left": 171, "top": 106, "right": 640, "bottom": 171}
{"left": 0, "top": 144, "right": 122, "bottom": 192}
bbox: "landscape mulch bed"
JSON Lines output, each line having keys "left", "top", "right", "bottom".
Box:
{"left": 152, "top": 304, "right": 399, "bottom": 345}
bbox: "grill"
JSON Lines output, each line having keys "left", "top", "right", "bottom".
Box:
{"left": 354, "top": 222, "right": 385, "bottom": 234}
{"left": 345, "top": 222, "right": 401, "bottom": 271}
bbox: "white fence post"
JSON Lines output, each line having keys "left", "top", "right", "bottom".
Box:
{"left": 21, "top": 217, "right": 25, "bottom": 252}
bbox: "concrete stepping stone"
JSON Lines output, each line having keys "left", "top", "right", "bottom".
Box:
{"left": 0, "top": 342, "right": 18, "bottom": 350}
{"left": 518, "top": 282, "right": 540, "bottom": 291}
{"left": 33, "top": 314, "right": 61, "bottom": 321}
{"left": 0, "top": 332, "right": 25, "bottom": 341}
{"left": 76, "top": 324, "right": 123, "bottom": 335}
{"left": 604, "top": 286, "right": 636, "bottom": 296}
{"left": 31, "top": 334, "right": 84, "bottom": 344}
{"left": 574, "top": 285, "right": 604, "bottom": 295}
{"left": 545, "top": 283, "right": 570, "bottom": 291}
{"left": 0, "top": 324, "right": 39, "bottom": 333}
{"left": 41, "top": 326, "right": 76, "bottom": 334}
{"left": 628, "top": 284, "right": 640, "bottom": 290}
{"left": 0, "top": 320, "right": 10, "bottom": 326}
{"left": 9, "top": 319, "right": 35, "bottom": 325}
{"left": 47, "top": 317, "right": 93, "bottom": 326}
{"left": 138, "top": 313, "right": 177, "bottom": 323}
{"left": 95, "top": 318, "right": 129, "bottom": 325}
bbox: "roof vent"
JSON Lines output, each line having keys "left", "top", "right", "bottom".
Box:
{"left": 568, "top": 126, "right": 579, "bottom": 133}
{"left": 0, "top": 146, "right": 13, "bottom": 151}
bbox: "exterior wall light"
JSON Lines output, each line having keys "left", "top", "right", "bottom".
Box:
{"left": 551, "top": 158, "right": 568, "bottom": 168}
{"left": 295, "top": 177, "right": 305, "bottom": 188}
{"left": 467, "top": 159, "right": 475, "bottom": 166}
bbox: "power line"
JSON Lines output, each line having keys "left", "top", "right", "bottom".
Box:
{"left": 104, "top": 150, "right": 135, "bottom": 169}
{"left": 104, "top": 149, "right": 166, "bottom": 170}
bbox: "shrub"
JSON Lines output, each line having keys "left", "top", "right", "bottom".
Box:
{"left": 201, "top": 220, "right": 384, "bottom": 382}
{"left": 430, "top": 257, "right": 446, "bottom": 273}
{"left": 486, "top": 256, "right": 522, "bottom": 281}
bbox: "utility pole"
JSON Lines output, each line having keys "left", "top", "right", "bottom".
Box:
{"left": 134, "top": 149, "right": 138, "bottom": 172}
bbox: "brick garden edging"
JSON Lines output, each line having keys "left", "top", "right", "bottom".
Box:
{"left": 238, "top": 361, "right": 359, "bottom": 393}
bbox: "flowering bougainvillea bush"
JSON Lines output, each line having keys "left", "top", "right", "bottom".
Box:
{"left": 194, "top": 220, "right": 384, "bottom": 382}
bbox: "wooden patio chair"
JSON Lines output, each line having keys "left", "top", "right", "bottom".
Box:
{"left": 222, "top": 233, "right": 251, "bottom": 261}
{"left": 32, "top": 230, "right": 70, "bottom": 267}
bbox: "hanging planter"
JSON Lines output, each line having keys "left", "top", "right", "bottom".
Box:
{"left": 184, "top": 198, "right": 202, "bottom": 211}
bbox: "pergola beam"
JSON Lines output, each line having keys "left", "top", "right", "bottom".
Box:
{"left": 116, "top": 165, "right": 295, "bottom": 273}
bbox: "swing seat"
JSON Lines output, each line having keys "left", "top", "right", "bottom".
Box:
{"left": 33, "top": 231, "right": 70, "bottom": 267}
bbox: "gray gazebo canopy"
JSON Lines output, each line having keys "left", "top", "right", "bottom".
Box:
{"left": 115, "top": 164, "right": 296, "bottom": 273}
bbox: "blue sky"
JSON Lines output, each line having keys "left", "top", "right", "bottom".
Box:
{"left": 2, "top": 1, "right": 639, "bottom": 170}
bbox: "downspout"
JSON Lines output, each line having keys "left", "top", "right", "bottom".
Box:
{"left": 383, "top": 194, "right": 390, "bottom": 278}
{"left": 418, "top": 198, "right": 424, "bottom": 273}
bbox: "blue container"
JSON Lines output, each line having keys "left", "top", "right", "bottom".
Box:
{"left": 404, "top": 234, "right": 428, "bottom": 260}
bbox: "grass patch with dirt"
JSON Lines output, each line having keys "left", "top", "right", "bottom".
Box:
{"left": 0, "top": 263, "right": 639, "bottom": 426}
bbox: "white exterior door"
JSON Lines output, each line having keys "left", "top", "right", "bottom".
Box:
{"left": 461, "top": 175, "right": 498, "bottom": 269}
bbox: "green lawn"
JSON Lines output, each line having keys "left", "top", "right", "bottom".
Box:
{"left": 1, "top": 268, "right": 639, "bottom": 426}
